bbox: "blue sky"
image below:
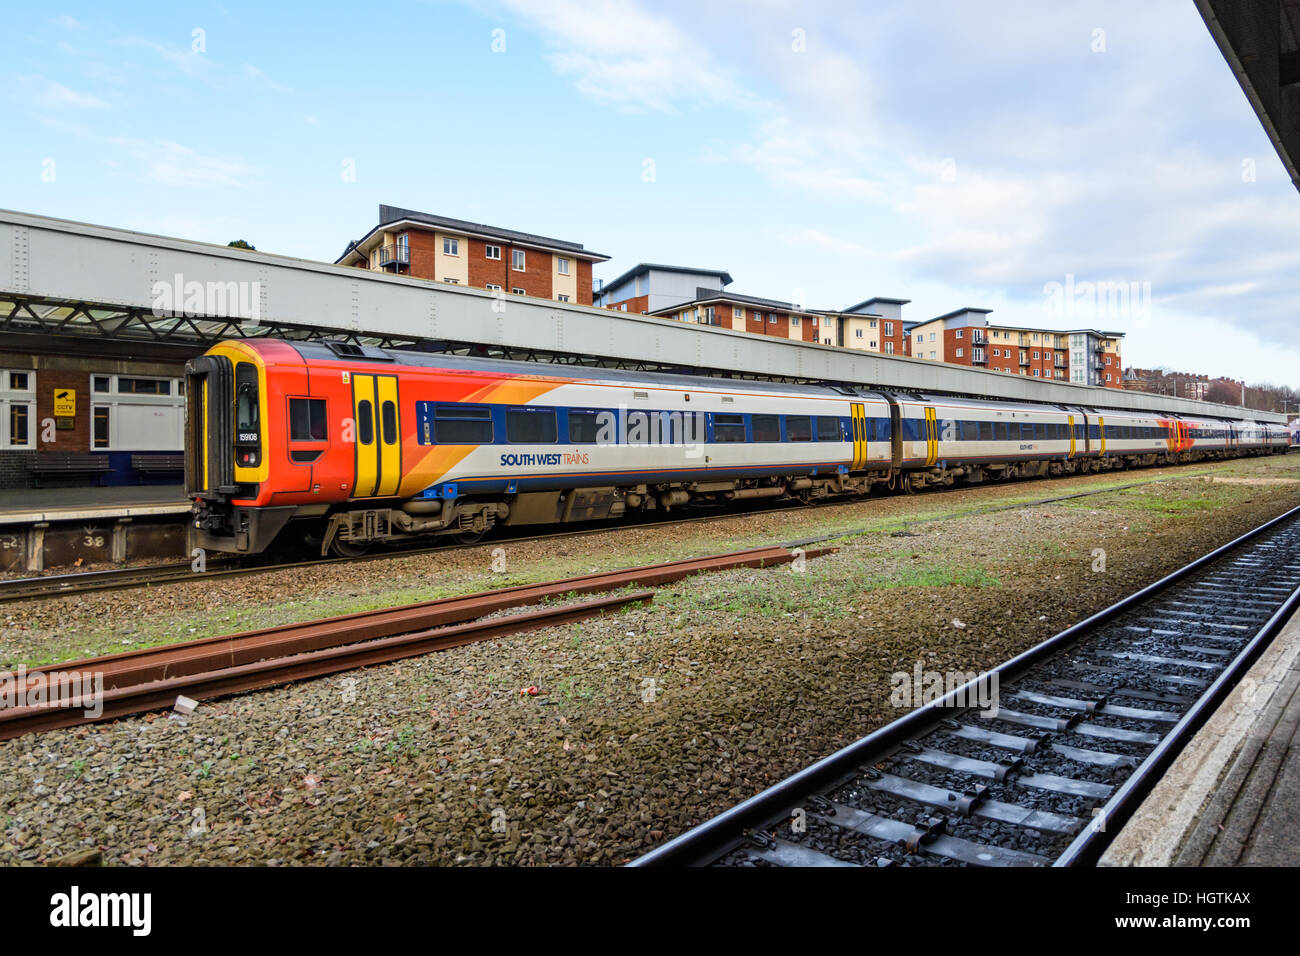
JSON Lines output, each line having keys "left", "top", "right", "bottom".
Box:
{"left": 4, "top": 0, "right": 1299, "bottom": 385}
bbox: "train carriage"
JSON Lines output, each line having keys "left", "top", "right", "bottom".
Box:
{"left": 185, "top": 339, "right": 1289, "bottom": 555}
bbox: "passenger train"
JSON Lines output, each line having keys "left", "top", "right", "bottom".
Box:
{"left": 185, "top": 339, "right": 1291, "bottom": 555}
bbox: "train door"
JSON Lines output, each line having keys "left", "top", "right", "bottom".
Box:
{"left": 350, "top": 372, "right": 402, "bottom": 498}
{"left": 1067, "top": 413, "right": 1077, "bottom": 459}
{"left": 849, "top": 402, "right": 868, "bottom": 470}
{"left": 1097, "top": 415, "right": 1106, "bottom": 456}
{"left": 923, "top": 406, "right": 938, "bottom": 466}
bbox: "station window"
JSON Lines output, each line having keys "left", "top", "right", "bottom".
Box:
{"left": 93, "top": 376, "right": 110, "bottom": 392}
{"left": 506, "top": 407, "right": 557, "bottom": 444}
{"left": 9, "top": 405, "right": 28, "bottom": 446}
{"left": 711, "top": 414, "right": 746, "bottom": 443}
{"left": 119, "top": 377, "right": 172, "bottom": 395}
{"left": 289, "top": 398, "right": 328, "bottom": 441}
{"left": 751, "top": 414, "right": 780, "bottom": 442}
{"left": 8, "top": 372, "right": 29, "bottom": 391}
{"left": 93, "top": 406, "right": 110, "bottom": 449}
{"left": 433, "top": 404, "right": 493, "bottom": 444}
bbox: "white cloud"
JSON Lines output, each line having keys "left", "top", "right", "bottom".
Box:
{"left": 495, "top": 0, "right": 759, "bottom": 112}
{"left": 26, "top": 77, "right": 108, "bottom": 109}
{"left": 134, "top": 140, "right": 255, "bottom": 188}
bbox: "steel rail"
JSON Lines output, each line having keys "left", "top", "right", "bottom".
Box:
{"left": 0, "top": 464, "right": 1236, "bottom": 604}
{"left": 630, "top": 503, "right": 1300, "bottom": 867}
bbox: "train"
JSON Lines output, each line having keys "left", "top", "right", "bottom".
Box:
{"left": 184, "top": 338, "right": 1291, "bottom": 555}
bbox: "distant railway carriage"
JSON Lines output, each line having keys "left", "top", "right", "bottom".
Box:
{"left": 184, "top": 339, "right": 1290, "bottom": 555}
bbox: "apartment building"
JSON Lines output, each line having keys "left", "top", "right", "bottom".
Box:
{"left": 647, "top": 288, "right": 820, "bottom": 343}
{"left": 594, "top": 263, "right": 732, "bottom": 314}
{"left": 815, "top": 297, "right": 911, "bottom": 354}
{"left": 908, "top": 309, "right": 1123, "bottom": 387}
{"left": 337, "top": 205, "right": 609, "bottom": 306}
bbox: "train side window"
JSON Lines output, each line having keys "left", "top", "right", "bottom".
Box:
{"left": 506, "top": 407, "right": 558, "bottom": 443}
{"left": 357, "top": 400, "right": 374, "bottom": 445}
{"left": 816, "top": 416, "right": 841, "bottom": 442}
{"left": 674, "top": 412, "right": 705, "bottom": 445}
{"left": 978, "top": 421, "right": 993, "bottom": 441}
{"left": 751, "top": 414, "right": 780, "bottom": 442}
{"left": 785, "top": 415, "right": 813, "bottom": 442}
{"left": 568, "top": 409, "right": 605, "bottom": 444}
{"left": 433, "top": 404, "right": 493, "bottom": 444}
{"left": 712, "top": 413, "right": 746, "bottom": 443}
{"left": 381, "top": 401, "right": 398, "bottom": 445}
{"left": 289, "top": 398, "right": 328, "bottom": 441}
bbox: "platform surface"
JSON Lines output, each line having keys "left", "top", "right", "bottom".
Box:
{"left": 0, "top": 485, "right": 187, "bottom": 524}
{"left": 1100, "top": 603, "right": 1300, "bottom": 867}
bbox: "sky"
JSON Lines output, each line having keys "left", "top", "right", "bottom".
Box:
{"left": 4, "top": 0, "right": 1299, "bottom": 386}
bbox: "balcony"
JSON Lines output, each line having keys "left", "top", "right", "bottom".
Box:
{"left": 970, "top": 331, "right": 987, "bottom": 345}
{"left": 971, "top": 348, "right": 987, "bottom": 364}
{"left": 378, "top": 245, "right": 410, "bottom": 270}
{"left": 1019, "top": 356, "right": 1029, "bottom": 367}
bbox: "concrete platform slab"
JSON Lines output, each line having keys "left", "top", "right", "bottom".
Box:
{"left": 0, "top": 485, "right": 187, "bottom": 525}
{"left": 1100, "top": 603, "right": 1300, "bottom": 867}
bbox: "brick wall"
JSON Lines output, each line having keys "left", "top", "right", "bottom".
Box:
{"left": 575, "top": 259, "right": 593, "bottom": 306}
{"left": 605, "top": 294, "right": 649, "bottom": 314}
{"left": 467, "top": 238, "right": 510, "bottom": 290}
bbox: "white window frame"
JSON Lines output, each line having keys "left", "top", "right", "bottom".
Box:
{"left": 883, "top": 321, "right": 893, "bottom": 336}
{"left": 442, "top": 236, "right": 460, "bottom": 256}
{"left": 0, "top": 368, "right": 36, "bottom": 450}
{"left": 557, "top": 293, "right": 570, "bottom": 302}
{"left": 485, "top": 244, "right": 501, "bottom": 260}
{"left": 512, "top": 249, "right": 526, "bottom": 271}
{"left": 88, "top": 373, "right": 184, "bottom": 452}
{"left": 485, "top": 283, "right": 502, "bottom": 292}
{"left": 512, "top": 287, "right": 526, "bottom": 296}
{"left": 556, "top": 257, "right": 570, "bottom": 275}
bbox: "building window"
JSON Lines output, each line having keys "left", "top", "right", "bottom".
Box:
{"left": 93, "top": 375, "right": 110, "bottom": 392}
{"left": 8, "top": 372, "right": 30, "bottom": 391}
{"left": 883, "top": 322, "right": 893, "bottom": 336}
{"left": 929, "top": 332, "right": 936, "bottom": 342}
{"left": 485, "top": 244, "right": 501, "bottom": 260}
{"left": 557, "top": 294, "right": 570, "bottom": 302}
{"left": 443, "top": 237, "right": 460, "bottom": 256}
{"left": 486, "top": 283, "right": 502, "bottom": 292}
{"left": 869, "top": 319, "right": 877, "bottom": 328}
{"left": 512, "top": 249, "right": 526, "bottom": 271}
{"left": 769, "top": 314, "right": 777, "bottom": 324}
{"left": 556, "top": 257, "right": 570, "bottom": 275}
{"left": 870, "top": 341, "right": 877, "bottom": 348}
{"left": 884, "top": 342, "right": 895, "bottom": 354}
{"left": 118, "top": 377, "right": 171, "bottom": 395}
{"left": 956, "top": 348, "right": 964, "bottom": 357}
{"left": 855, "top": 329, "right": 863, "bottom": 338}
{"left": 444, "top": 277, "right": 459, "bottom": 284}
{"left": 791, "top": 316, "right": 799, "bottom": 327}
{"left": 92, "top": 406, "right": 110, "bottom": 448}
{"left": 823, "top": 338, "right": 833, "bottom": 345}
{"left": 956, "top": 329, "right": 963, "bottom": 338}
{"left": 512, "top": 287, "right": 526, "bottom": 295}
{"left": 1033, "top": 369, "right": 1041, "bottom": 377}
{"left": 733, "top": 307, "right": 743, "bottom": 319}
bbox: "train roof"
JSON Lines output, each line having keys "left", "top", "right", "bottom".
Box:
{"left": 251, "top": 339, "right": 1279, "bottom": 424}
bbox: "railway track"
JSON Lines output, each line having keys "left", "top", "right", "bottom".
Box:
{"left": 0, "top": 469, "right": 1217, "bottom": 604}
{"left": 0, "top": 545, "right": 830, "bottom": 740}
{"left": 631, "top": 504, "right": 1300, "bottom": 868}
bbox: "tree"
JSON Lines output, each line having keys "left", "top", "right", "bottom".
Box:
{"left": 1204, "top": 381, "right": 1239, "bottom": 405}
{"left": 227, "top": 240, "right": 256, "bottom": 250}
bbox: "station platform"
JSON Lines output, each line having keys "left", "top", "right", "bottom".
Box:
{"left": 1100, "top": 603, "right": 1300, "bottom": 867}
{"left": 0, "top": 485, "right": 187, "bottom": 526}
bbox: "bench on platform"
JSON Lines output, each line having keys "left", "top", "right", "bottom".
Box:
{"left": 29, "top": 452, "right": 112, "bottom": 487}
{"left": 131, "top": 454, "right": 185, "bottom": 482}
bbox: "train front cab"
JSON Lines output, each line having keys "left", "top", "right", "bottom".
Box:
{"left": 185, "top": 342, "right": 296, "bottom": 554}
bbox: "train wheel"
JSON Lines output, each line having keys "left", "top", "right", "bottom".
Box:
{"left": 329, "top": 538, "right": 370, "bottom": 558}
{"left": 453, "top": 529, "right": 487, "bottom": 546}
